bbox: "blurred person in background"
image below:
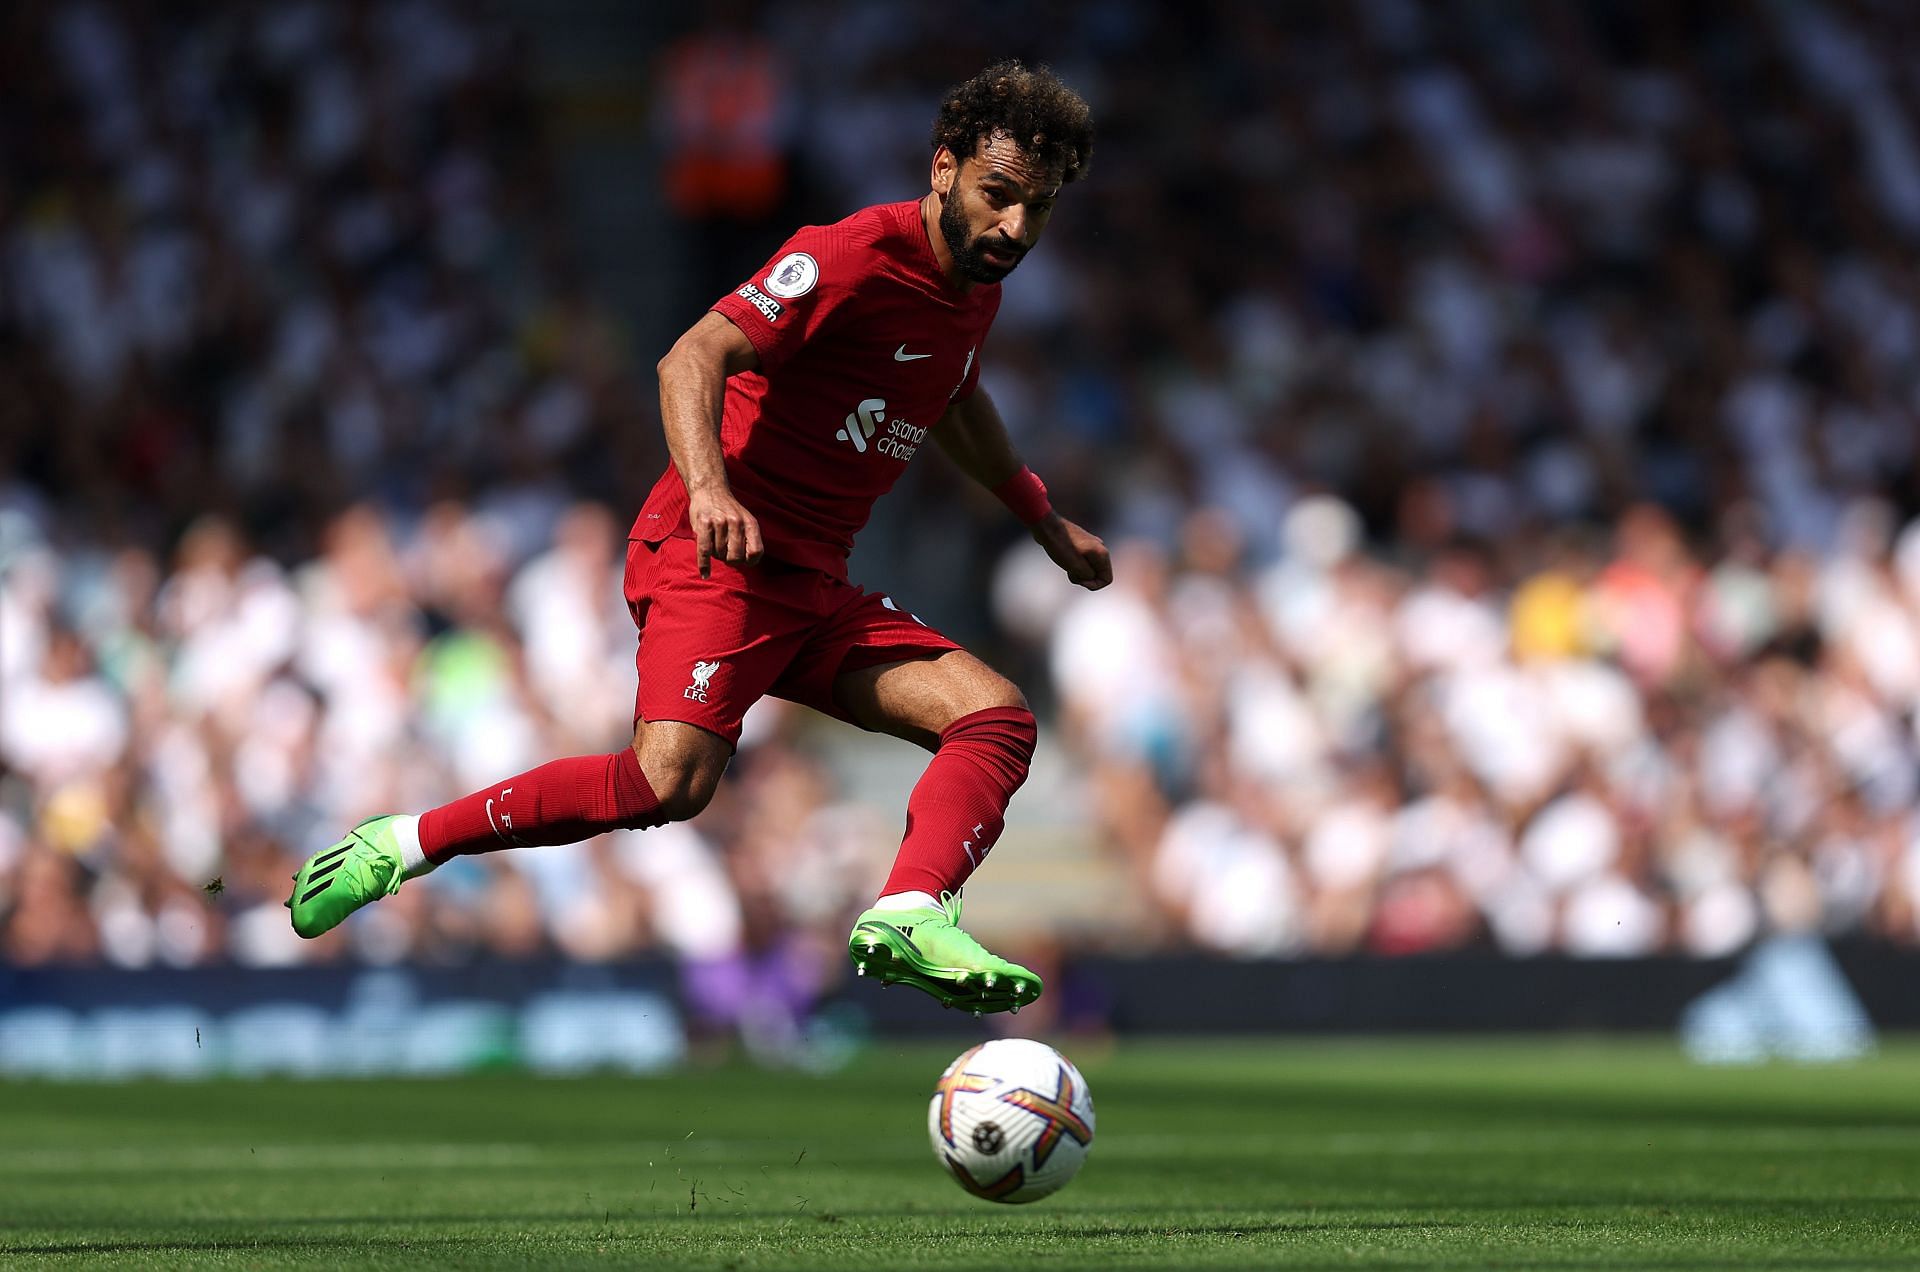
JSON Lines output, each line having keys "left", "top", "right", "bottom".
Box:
{"left": 284, "top": 60, "right": 1110, "bottom": 1021}
{"left": 655, "top": 1, "right": 801, "bottom": 317}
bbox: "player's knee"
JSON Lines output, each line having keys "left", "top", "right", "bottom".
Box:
{"left": 983, "top": 689, "right": 1034, "bottom": 741}
{"left": 985, "top": 676, "right": 1030, "bottom": 713}
{"left": 958, "top": 671, "right": 1029, "bottom": 722}
{"left": 631, "top": 725, "right": 728, "bottom": 823}
{"left": 1000, "top": 703, "right": 1039, "bottom": 767}
{"left": 944, "top": 698, "right": 1037, "bottom": 775}
{"left": 646, "top": 762, "right": 721, "bottom": 823}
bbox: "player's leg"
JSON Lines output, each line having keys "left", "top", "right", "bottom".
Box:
{"left": 773, "top": 581, "right": 1042, "bottom": 1014}
{"left": 833, "top": 651, "right": 1043, "bottom": 1013}
{"left": 286, "top": 717, "right": 730, "bottom": 939}
{"left": 781, "top": 597, "right": 1043, "bottom": 1012}
{"left": 414, "top": 717, "right": 728, "bottom": 857}
{"left": 836, "top": 650, "right": 1036, "bottom": 897}
{"left": 288, "top": 535, "right": 809, "bottom": 940}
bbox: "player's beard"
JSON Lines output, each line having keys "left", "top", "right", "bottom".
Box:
{"left": 940, "top": 194, "right": 1023, "bottom": 284}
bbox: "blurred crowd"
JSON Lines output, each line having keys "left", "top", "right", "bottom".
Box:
{"left": 1021, "top": 495, "right": 1920, "bottom": 959}
{"left": 0, "top": 0, "right": 662, "bottom": 560}
{"left": 6, "top": 0, "right": 1920, "bottom": 989}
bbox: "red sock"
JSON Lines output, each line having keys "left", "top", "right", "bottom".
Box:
{"left": 881, "top": 706, "right": 1037, "bottom": 899}
{"left": 418, "top": 748, "right": 664, "bottom": 863}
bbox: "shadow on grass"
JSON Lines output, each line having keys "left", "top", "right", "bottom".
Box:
{"left": 7, "top": 1198, "right": 1912, "bottom": 1237}
{"left": 10, "top": 1224, "right": 1920, "bottom": 1272}
{"left": 12, "top": 1193, "right": 1905, "bottom": 1231}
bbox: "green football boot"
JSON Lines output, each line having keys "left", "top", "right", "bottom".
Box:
{"left": 847, "top": 891, "right": 1042, "bottom": 1016}
{"left": 285, "top": 815, "right": 419, "bottom": 939}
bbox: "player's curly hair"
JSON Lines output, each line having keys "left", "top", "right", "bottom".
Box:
{"left": 931, "top": 60, "right": 1094, "bottom": 185}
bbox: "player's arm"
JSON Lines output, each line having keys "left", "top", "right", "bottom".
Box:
{"left": 933, "top": 388, "right": 1111, "bottom": 591}
{"left": 656, "top": 311, "right": 764, "bottom": 577}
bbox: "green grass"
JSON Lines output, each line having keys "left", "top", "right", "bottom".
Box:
{"left": 3, "top": 1036, "right": 1919, "bottom": 1269}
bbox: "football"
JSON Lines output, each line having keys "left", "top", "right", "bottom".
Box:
{"left": 928, "top": 1038, "right": 1096, "bottom": 1204}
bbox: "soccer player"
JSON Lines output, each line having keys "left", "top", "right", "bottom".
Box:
{"left": 286, "top": 61, "right": 1109, "bottom": 1016}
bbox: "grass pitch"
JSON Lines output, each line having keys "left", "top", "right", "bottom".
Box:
{"left": 3, "top": 1036, "right": 1918, "bottom": 1269}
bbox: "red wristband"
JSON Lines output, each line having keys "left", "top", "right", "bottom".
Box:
{"left": 992, "top": 467, "right": 1052, "bottom": 526}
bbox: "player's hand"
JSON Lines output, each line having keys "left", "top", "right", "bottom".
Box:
{"left": 1031, "top": 512, "right": 1112, "bottom": 590}
{"left": 688, "top": 485, "right": 764, "bottom": 578}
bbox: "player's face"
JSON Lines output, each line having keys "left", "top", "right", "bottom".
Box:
{"left": 936, "top": 134, "right": 1061, "bottom": 284}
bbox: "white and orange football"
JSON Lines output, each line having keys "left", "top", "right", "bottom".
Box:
{"left": 928, "top": 1038, "right": 1096, "bottom": 1204}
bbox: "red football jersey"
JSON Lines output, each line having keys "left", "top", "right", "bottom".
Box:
{"left": 632, "top": 200, "right": 1000, "bottom": 576}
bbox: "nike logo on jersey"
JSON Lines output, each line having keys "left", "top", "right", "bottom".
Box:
{"left": 893, "top": 345, "right": 933, "bottom": 361}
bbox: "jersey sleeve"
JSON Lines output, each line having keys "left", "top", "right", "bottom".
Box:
{"left": 710, "top": 223, "right": 866, "bottom": 375}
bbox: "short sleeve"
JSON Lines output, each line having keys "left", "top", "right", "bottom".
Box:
{"left": 709, "top": 225, "right": 863, "bottom": 374}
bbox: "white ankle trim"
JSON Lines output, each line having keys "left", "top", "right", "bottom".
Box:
{"left": 395, "top": 815, "right": 436, "bottom": 879}
{"left": 872, "top": 890, "right": 938, "bottom": 912}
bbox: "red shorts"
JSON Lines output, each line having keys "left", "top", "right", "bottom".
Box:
{"left": 623, "top": 536, "right": 962, "bottom": 745}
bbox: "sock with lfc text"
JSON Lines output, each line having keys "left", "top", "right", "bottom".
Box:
{"left": 417, "top": 748, "right": 664, "bottom": 864}
{"left": 879, "top": 706, "right": 1037, "bottom": 900}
